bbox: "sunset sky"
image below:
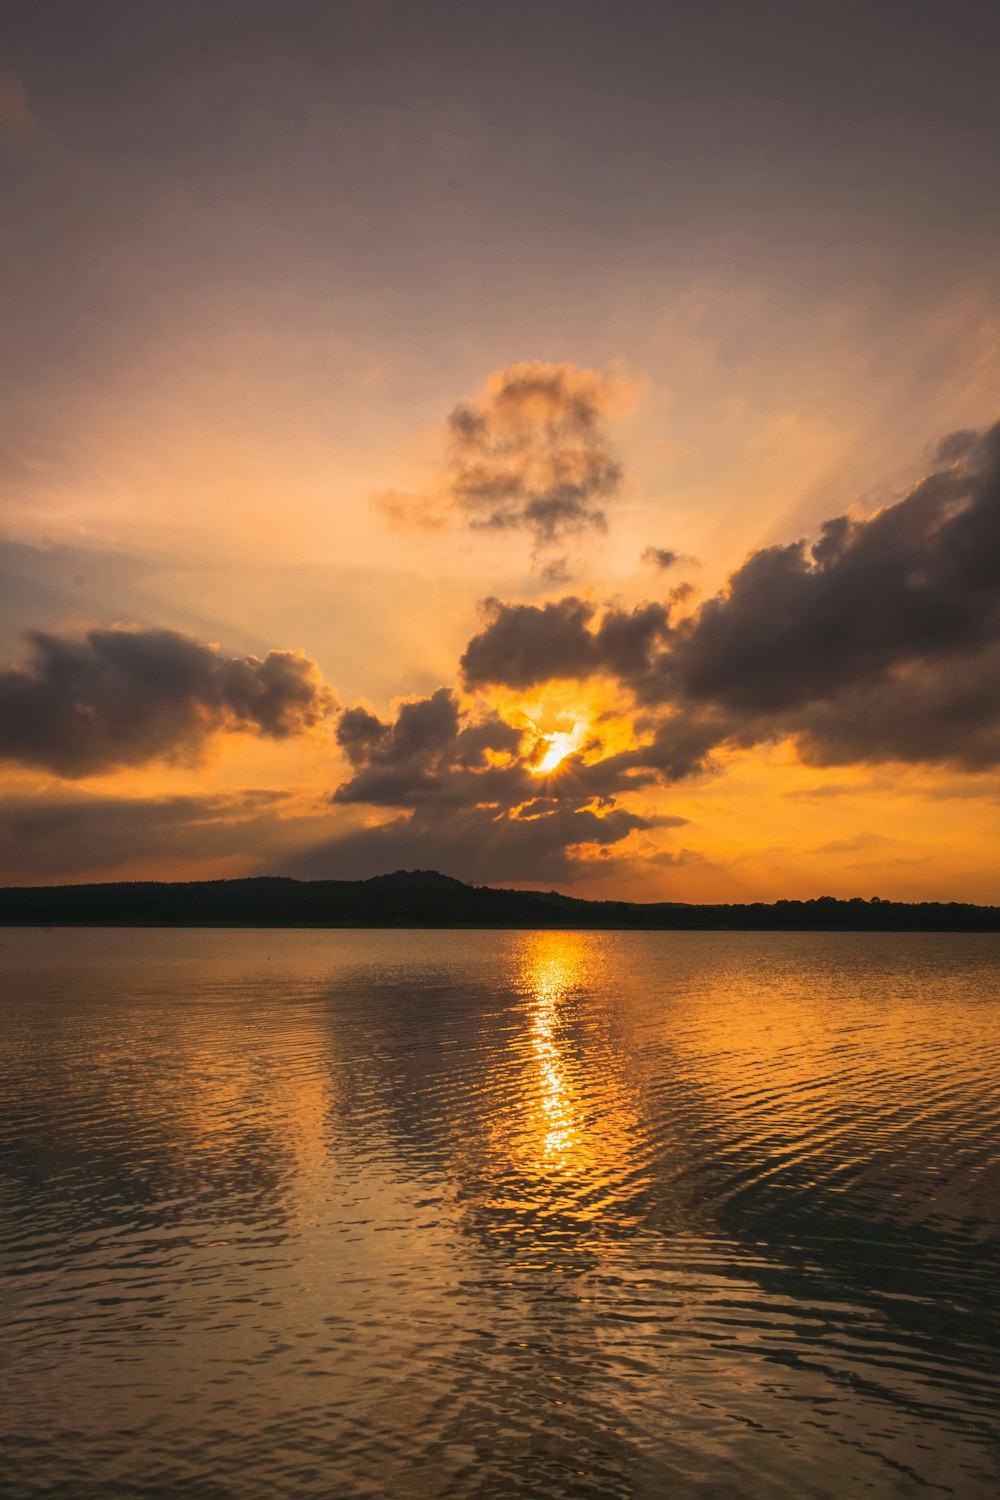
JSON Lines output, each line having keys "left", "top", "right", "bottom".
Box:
{"left": 2, "top": 0, "right": 999, "bottom": 901}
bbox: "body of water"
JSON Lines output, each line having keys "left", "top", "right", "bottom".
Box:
{"left": 2, "top": 927, "right": 998, "bottom": 1498}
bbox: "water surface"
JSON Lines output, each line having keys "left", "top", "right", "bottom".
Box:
{"left": 2, "top": 928, "right": 998, "bottom": 1497}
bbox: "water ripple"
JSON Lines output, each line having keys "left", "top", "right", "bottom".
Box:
{"left": 2, "top": 927, "right": 999, "bottom": 1497}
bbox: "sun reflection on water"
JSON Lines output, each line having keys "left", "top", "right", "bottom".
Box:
{"left": 520, "top": 934, "right": 587, "bottom": 1173}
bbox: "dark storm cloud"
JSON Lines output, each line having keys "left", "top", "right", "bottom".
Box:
{"left": 334, "top": 688, "right": 529, "bottom": 808}
{"left": 320, "top": 686, "right": 685, "bottom": 881}
{"left": 659, "top": 418, "right": 1000, "bottom": 768}
{"left": 598, "top": 602, "right": 675, "bottom": 678}
{"left": 376, "top": 363, "right": 624, "bottom": 553}
{"left": 457, "top": 421, "right": 1000, "bottom": 772}
{"left": 641, "top": 711, "right": 733, "bottom": 781}
{"left": 668, "top": 421, "right": 1000, "bottom": 716}
{"left": 460, "top": 598, "right": 597, "bottom": 688}
{"left": 0, "top": 625, "right": 337, "bottom": 776}
{"left": 335, "top": 682, "right": 700, "bottom": 812}
{"left": 461, "top": 597, "right": 671, "bottom": 690}
{"left": 793, "top": 645, "right": 1000, "bottom": 771}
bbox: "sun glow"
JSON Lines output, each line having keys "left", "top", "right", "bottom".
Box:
{"left": 532, "top": 721, "right": 587, "bottom": 775}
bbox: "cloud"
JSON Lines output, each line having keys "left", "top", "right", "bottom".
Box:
{"left": 456, "top": 419, "right": 1000, "bottom": 773}
{"left": 0, "top": 788, "right": 309, "bottom": 880}
{"left": 663, "top": 417, "right": 1000, "bottom": 768}
{"left": 641, "top": 547, "right": 680, "bottom": 570}
{"left": 793, "top": 645, "right": 1000, "bottom": 770}
{"left": 287, "top": 800, "right": 656, "bottom": 885}
{"left": 334, "top": 688, "right": 529, "bottom": 808}
{"left": 308, "top": 685, "right": 686, "bottom": 882}
{"left": 461, "top": 596, "right": 672, "bottom": 690}
{"left": 669, "top": 422, "right": 1000, "bottom": 718}
{"left": 375, "top": 361, "right": 626, "bottom": 553}
{"left": 0, "top": 625, "right": 337, "bottom": 776}
{"left": 15, "top": 419, "right": 995, "bottom": 885}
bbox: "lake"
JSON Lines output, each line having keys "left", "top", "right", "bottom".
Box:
{"left": 2, "top": 928, "right": 998, "bottom": 1498}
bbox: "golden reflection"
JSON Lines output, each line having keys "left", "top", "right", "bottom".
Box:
{"left": 520, "top": 933, "right": 588, "bottom": 1172}
{"left": 483, "top": 931, "right": 653, "bottom": 1239}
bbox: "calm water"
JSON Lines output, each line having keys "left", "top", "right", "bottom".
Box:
{"left": 2, "top": 929, "right": 999, "bottom": 1499}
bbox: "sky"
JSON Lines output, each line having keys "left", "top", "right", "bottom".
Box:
{"left": 1, "top": 0, "right": 999, "bottom": 901}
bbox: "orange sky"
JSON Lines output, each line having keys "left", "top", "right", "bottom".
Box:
{"left": 1, "top": 3, "right": 999, "bottom": 901}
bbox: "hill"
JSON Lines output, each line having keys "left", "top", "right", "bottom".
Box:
{"left": 0, "top": 871, "right": 997, "bottom": 931}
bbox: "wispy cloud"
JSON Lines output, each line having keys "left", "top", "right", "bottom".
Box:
{"left": 375, "top": 361, "right": 632, "bottom": 562}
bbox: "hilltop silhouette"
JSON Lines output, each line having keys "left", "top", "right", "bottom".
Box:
{"left": 0, "top": 871, "right": 997, "bottom": 931}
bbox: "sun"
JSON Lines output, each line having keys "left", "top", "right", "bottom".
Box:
{"left": 531, "top": 722, "right": 587, "bottom": 776}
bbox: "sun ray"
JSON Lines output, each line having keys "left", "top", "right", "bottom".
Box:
{"left": 531, "top": 721, "right": 588, "bottom": 775}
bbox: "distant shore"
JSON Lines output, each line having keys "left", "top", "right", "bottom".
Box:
{"left": 1, "top": 870, "right": 998, "bottom": 931}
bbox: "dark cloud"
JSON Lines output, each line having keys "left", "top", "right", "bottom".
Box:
{"left": 669, "top": 422, "right": 1000, "bottom": 717}
{"left": 641, "top": 547, "right": 679, "bottom": 570}
{"left": 0, "top": 789, "right": 309, "bottom": 879}
{"left": 447, "top": 364, "right": 622, "bottom": 543}
{"left": 641, "top": 711, "right": 731, "bottom": 781}
{"left": 540, "top": 554, "right": 572, "bottom": 583}
{"left": 333, "top": 688, "right": 527, "bottom": 808}
{"left": 16, "top": 426, "right": 992, "bottom": 885}
{"left": 792, "top": 645, "right": 1000, "bottom": 771}
{"left": 318, "top": 686, "right": 687, "bottom": 881}
{"left": 458, "top": 420, "right": 1000, "bottom": 773}
{"left": 288, "top": 799, "right": 656, "bottom": 885}
{"left": 375, "top": 362, "right": 625, "bottom": 554}
{"left": 461, "top": 598, "right": 597, "bottom": 689}
{"left": 461, "top": 596, "right": 671, "bottom": 690}
{"left": 660, "top": 418, "right": 1000, "bottom": 769}
{"left": 0, "top": 625, "right": 337, "bottom": 776}
{"left": 597, "top": 602, "right": 674, "bottom": 678}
